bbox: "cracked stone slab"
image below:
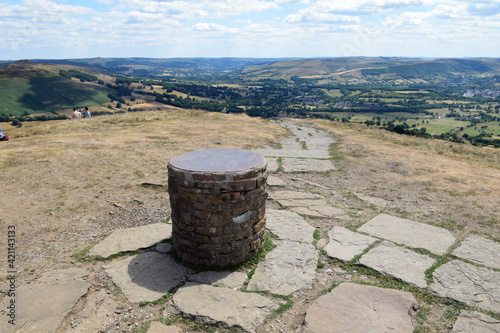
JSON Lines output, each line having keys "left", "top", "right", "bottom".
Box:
{"left": 304, "top": 283, "right": 418, "bottom": 333}
{"left": 104, "top": 252, "right": 189, "bottom": 303}
{"left": 451, "top": 310, "right": 500, "bottom": 333}
{"left": 359, "top": 241, "right": 436, "bottom": 289}
{"left": 266, "top": 209, "right": 315, "bottom": 243}
{"left": 188, "top": 271, "right": 248, "bottom": 290}
{"left": 291, "top": 206, "right": 347, "bottom": 218}
{"left": 270, "top": 190, "right": 323, "bottom": 200}
{"left": 60, "top": 289, "right": 119, "bottom": 333}
{"left": 88, "top": 223, "right": 172, "bottom": 258}
{"left": 281, "top": 158, "right": 335, "bottom": 172}
{"left": 324, "top": 226, "right": 378, "bottom": 262}
{"left": 172, "top": 283, "right": 278, "bottom": 333}
{"left": 358, "top": 214, "right": 456, "bottom": 255}
{"left": 431, "top": 260, "right": 500, "bottom": 313}
{"left": 0, "top": 271, "right": 90, "bottom": 333}
{"left": 452, "top": 235, "right": 500, "bottom": 270}
{"left": 247, "top": 240, "right": 318, "bottom": 295}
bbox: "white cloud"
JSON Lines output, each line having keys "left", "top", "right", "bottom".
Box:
{"left": 192, "top": 22, "right": 240, "bottom": 33}
{"left": 285, "top": 11, "right": 360, "bottom": 23}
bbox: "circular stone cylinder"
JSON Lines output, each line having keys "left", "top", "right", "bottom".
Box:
{"left": 168, "top": 148, "right": 268, "bottom": 267}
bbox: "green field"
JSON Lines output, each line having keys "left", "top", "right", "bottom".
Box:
{"left": 0, "top": 76, "right": 111, "bottom": 116}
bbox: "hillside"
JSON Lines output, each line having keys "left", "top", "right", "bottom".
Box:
{"left": 242, "top": 57, "right": 500, "bottom": 84}
{"left": 0, "top": 60, "right": 112, "bottom": 116}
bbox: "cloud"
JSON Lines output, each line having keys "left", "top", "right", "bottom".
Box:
{"left": 285, "top": 11, "right": 360, "bottom": 23}
{"left": 192, "top": 22, "right": 240, "bottom": 34}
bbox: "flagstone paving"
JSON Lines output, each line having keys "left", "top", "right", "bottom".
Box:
{"left": 187, "top": 271, "right": 248, "bottom": 290}
{"left": 254, "top": 122, "right": 335, "bottom": 172}
{"left": 324, "top": 226, "right": 378, "bottom": 262}
{"left": 431, "top": 260, "right": 500, "bottom": 313}
{"left": 87, "top": 222, "right": 172, "bottom": 258}
{"left": 17, "top": 121, "right": 500, "bottom": 333}
{"left": 450, "top": 310, "right": 500, "bottom": 333}
{"left": 266, "top": 208, "right": 316, "bottom": 243}
{"left": 281, "top": 157, "right": 335, "bottom": 172}
{"left": 358, "top": 213, "right": 457, "bottom": 255}
{"left": 0, "top": 269, "right": 90, "bottom": 333}
{"left": 276, "top": 197, "right": 348, "bottom": 218}
{"left": 452, "top": 234, "right": 500, "bottom": 270}
{"left": 303, "top": 283, "right": 419, "bottom": 333}
{"left": 359, "top": 241, "right": 436, "bottom": 289}
{"left": 104, "top": 251, "right": 190, "bottom": 303}
{"left": 246, "top": 240, "right": 318, "bottom": 295}
{"left": 172, "top": 283, "right": 278, "bottom": 333}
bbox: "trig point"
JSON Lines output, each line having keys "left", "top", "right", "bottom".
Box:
{"left": 167, "top": 148, "right": 268, "bottom": 266}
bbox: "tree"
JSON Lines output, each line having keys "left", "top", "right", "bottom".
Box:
{"left": 12, "top": 118, "right": 22, "bottom": 128}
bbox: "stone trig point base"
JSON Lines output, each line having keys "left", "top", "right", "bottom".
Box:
{"left": 168, "top": 148, "right": 268, "bottom": 267}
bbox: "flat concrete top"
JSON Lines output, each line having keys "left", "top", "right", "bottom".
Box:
{"left": 169, "top": 148, "right": 265, "bottom": 172}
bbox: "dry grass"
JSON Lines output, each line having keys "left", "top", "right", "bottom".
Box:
{"left": 0, "top": 109, "right": 289, "bottom": 274}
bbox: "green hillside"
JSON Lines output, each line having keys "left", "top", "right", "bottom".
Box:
{"left": 0, "top": 61, "right": 112, "bottom": 116}
{"left": 241, "top": 57, "right": 500, "bottom": 83}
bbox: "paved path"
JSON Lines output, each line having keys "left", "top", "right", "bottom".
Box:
{"left": 12, "top": 120, "right": 500, "bottom": 333}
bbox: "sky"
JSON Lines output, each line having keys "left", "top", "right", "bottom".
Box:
{"left": 1, "top": 0, "right": 499, "bottom": 60}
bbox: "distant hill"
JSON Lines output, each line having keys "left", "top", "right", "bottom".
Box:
{"left": 241, "top": 57, "right": 500, "bottom": 84}
{"left": 33, "top": 57, "right": 291, "bottom": 77}
{"left": 0, "top": 60, "right": 112, "bottom": 116}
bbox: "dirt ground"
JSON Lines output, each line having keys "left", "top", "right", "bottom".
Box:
{"left": 0, "top": 111, "right": 499, "bottom": 332}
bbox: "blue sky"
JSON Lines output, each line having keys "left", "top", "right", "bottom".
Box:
{"left": 1, "top": 0, "right": 499, "bottom": 60}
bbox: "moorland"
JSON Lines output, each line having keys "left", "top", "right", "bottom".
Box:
{"left": 0, "top": 56, "right": 499, "bottom": 332}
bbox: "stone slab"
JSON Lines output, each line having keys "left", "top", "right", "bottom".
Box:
{"left": 247, "top": 240, "right": 318, "bottom": 295}
{"left": 266, "top": 209, "right": 315, "bottom": 243}
{"left": 265, "top": 158, "right": 279, "bottom": 172}
{"left": 277, "top": 198, "right": 328, "bottom": 207}
{"left": 88, "top": 223, "right": 172, "bottom": 258}
{"left": 267, "top": 175, "right": 285, "bottom": 186}
{"left": 291, "top": 206, "right": 347, "bottom": 218}
{"left": 359, "top": 241, "right": 436, "bottom": 288}
{"left": 282, "top": 158, "right": 334, "bottom": 172}
{"left": 303, "top": 283, "right": 418, "bottom": 333}
{"left": 104, "top": 252, "right": 189, "bottom": 303}
{"left": 358, "top": 214, "right": 456, "bottom": 255}
{"left": 431, "top": 260, "right": 500, "bottom": 313}
{"left": 324, "top": 226, "right": 378, "bottom": 262}
{"left": 0, "top": 278, "right": 90, "bottom": 333}
{"left": 172, "top": 283, "right": 278, "bottom": 333}
{"left": 188, "top": 271, "right": 248, "bottom": 289}
{"left": 452, "top": 235, "right": 500, "bottom": 269}
{"left": 270, "top": 190, "right": 323, "bottom": 200}
{"left": 60, "top": 289, "right": 119, "bottom": 333}
{"left": 451, "top": 310, "right": 500, "bottom": 333}
{"left": 38, "top": 267, "right": 90, "bottom": 284}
